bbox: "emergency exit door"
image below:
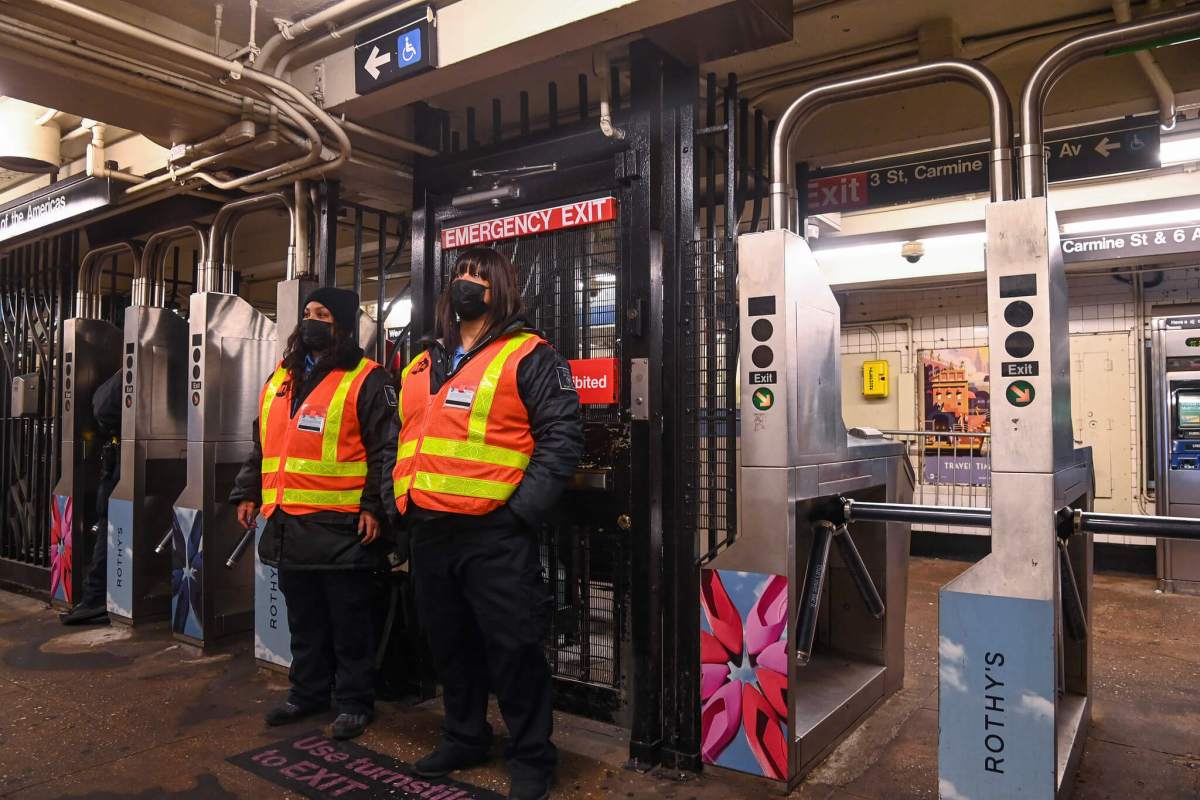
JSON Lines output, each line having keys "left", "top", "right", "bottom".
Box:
{"left": 433, "top": 194, "right": 631, "bottom": 721}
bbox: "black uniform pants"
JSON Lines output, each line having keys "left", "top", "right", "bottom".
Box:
{"left": 411, "top": 510, "right": 556, "bottom": 780}
{"left": 278, "top": 569, "right": 376, "bottom": 715}
{"left": 80, "top": 452, "right": 120, "bottom": 608}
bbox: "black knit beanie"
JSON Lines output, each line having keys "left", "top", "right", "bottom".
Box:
{"left": 304, "top": 287, "right": 359, "bottom": 332}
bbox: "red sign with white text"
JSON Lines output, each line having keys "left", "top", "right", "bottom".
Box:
{"left": 568, "top": 358, "right": 618, "bottom": 405}
{"left": 441, "top": 197, "right": 617, "bottom": 249}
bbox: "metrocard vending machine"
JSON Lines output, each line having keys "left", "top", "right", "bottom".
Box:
{"left": 1152, "top": 315, "right": 1200, "bottom": 594}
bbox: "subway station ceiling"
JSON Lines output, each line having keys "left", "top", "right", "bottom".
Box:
{"left": 1, "top": 0, "right": 1198, "bottom": 202}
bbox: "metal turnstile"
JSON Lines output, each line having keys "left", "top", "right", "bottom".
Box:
{"left": 1151, "top": 315, "right": 1200, "bottom": 594}
{"left": 170, "top": 194, "right": 291, "bottom": 647}
{"left": 106, "top": 227, "right": 203, "bottom": 624}
{"left": 50, "top": 243, "right": 133, "bottom": 609}
{"left": 704, "top": 228, "right": 913, "bottom": 784}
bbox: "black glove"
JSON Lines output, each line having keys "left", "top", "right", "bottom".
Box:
{"left": 385, "top": 524, "right": 410, "bottom": 570}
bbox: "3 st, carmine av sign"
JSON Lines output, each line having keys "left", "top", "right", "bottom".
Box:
{"left": 353, "top": 5, "right": 437, "bottom": 94}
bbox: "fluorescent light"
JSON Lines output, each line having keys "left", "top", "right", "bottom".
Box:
{"left": 384, "top": 297, "right": 412, "bottom": 328}
{"left": 593, "top": 273, "right": 616, "bottom": 284}
{"left": 1061, "top": 207, "right": 1200, "bottom": 234}
{"left": 1160, "top": 134, "right": 1200, "bottom": 166}
{"left": 813, "top": 231, "right": 986, "bottom": 287}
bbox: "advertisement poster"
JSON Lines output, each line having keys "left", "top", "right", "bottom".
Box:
{"left": 921, "top": 347, "right": 991, "bottom": 486}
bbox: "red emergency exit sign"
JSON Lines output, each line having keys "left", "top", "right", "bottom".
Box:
{"left": 568, "top": 358, "right": 618, "bottom": 405}
{"left": 441, "top": 197, "right": 617, "bottom": 249}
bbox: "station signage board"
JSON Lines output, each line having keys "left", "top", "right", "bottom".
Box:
{"left": 353, "top": 5, "right": 437, "bottom": 94}
{"left": 0, "top": 176, "right": 114, "bottom": 244}
{"left": 440, "top": 196, "right": 617, "bottom": 249}
{"left": 806, "top": 116, "right": 1160, "bottom": 214}
{"left": 1061, "top": 222, "right": 1200, "bottom": 263}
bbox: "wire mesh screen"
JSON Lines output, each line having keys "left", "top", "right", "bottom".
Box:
{"left": 685, "top": 236, "right": 738, "bottom": 561}
{"left": 0, "top": 235, "right": 72, "bottom": 575}
{"left": 439, "top": 216, "right": 626, "bottom": 692}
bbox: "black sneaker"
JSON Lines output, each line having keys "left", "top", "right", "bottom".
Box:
{"left": 264, "top": 701, "right": 328, "bottom": 727}
{"left": 331, "top": 712, "right": 372, "bottom": 740}
{"left": 59, "top": 603, "right": 108, "bottom": 626}
{"left": 413, "top": 743, "right": 490, "bottom": 778}
{"left": 509, "top": 773, "right": 554, "bottom": 800}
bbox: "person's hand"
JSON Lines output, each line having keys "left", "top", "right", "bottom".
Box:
{"left": 359, "top": 511, "right": 380, "bottom": 544}
{"left": 236, "top": 501, "right": 258, "bottom": 530}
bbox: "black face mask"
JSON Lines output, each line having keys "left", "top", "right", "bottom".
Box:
{"left": 450, "top": 280, "right": 489, "bottom": 321}
{"left": 300, "top": 318, "right": 334, "bottom": 351}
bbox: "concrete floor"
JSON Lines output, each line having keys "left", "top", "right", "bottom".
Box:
{"left": 0, "top": 557, "right": 1197, "bottom": 799}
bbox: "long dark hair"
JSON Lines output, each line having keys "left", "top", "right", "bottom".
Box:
{"left": 434, "top": 248, "right": 523, "bottom": 352}
{"left": 279, "top": 320, "right": 359, "bottom": 394}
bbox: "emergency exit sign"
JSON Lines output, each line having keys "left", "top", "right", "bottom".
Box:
{"left": 440, "top": 197, "right": 618, "bottom": 249}
{"left": 353, "top": 5, "right": 437, "bottom": 94}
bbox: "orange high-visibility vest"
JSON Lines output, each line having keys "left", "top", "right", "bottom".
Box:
{"left": 393, "top": 332, "right": 542, "bottom": 516}
{"left": 259, "top": 357, "right": 378, "bottom": 517}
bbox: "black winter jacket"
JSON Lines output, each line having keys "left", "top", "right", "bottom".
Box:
{"left": 229, "top": 345, "right": 397, "bottom": 570}
{"left": 389, "top": 319, "right": 583, "bottom": 530}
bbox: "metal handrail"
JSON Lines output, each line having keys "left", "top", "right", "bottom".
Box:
{"left": 135, "top": 225, "right": 207, "bottom": 307}
{"left": 202, "top": 192, "right": 296, "bottom": 293}
{"left": 770, "top": 59, "right": 1014, "bottom": 232}
{"left": 1019, "top": 8, "right": 1200, "bottom": 197}
{"left": 75, "top": 241, "right": 141, "bottom": 319}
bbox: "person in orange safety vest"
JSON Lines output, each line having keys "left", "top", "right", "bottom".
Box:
{"left": 389, "top": 248, "right": 582, "bottom": 800}
{"left": 230, "top": 287, "right": 398, "bottom": 742}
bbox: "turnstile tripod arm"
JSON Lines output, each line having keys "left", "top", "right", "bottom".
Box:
{"left": 154, "top": 528, "right": 174, "bottom": 554}
{"left": 832, "top": 524, "right": 886, "bottom": 619}
{"left": 226, "top": 528, "right": 254, "bottom": 568}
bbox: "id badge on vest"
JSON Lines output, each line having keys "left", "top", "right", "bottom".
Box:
{"left": 297, "top": 404, "right": 327, "bottom": 433}
{"left": 445, "top": 386, "right": 475, "bottom": 410}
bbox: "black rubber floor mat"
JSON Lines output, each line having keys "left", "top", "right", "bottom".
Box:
{"left": 228, "top": 730, "right": 504, "bottom": 799}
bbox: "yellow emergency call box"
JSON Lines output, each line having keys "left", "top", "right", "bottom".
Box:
{"left": 862, "top": 360, "right": 889, "bottom": 398}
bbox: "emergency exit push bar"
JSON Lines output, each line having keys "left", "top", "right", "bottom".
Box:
{"left": 841, "top": 499, "right": 1200, "bottom": 542}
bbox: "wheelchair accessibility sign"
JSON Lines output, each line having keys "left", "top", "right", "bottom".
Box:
{"left": 354, "top": 6, "right": 437, "bottom": 94}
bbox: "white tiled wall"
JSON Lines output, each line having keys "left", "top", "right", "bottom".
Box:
{"left": 837, "top": 266, "right": 1200, "bottom": 546}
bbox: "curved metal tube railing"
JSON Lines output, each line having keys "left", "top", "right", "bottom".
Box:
{"left": 134, "top": 225, "right": 208, "bottom": 307}
{"left": 75, "top": 241, "right": 141, "bottom": 319}
{"left": 201, "top": 192, "right": 297, "bottom": 294}
{"left": 770, "top": 59, "right": 1014, "bottom": 231}
{"left": 1020, "top": 8, "right": 1200, "bottom": 198}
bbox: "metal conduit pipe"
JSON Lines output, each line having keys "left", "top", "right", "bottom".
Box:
{"left": 1112, "top": 0, "right": 1177, "bottom": 128}
{"left": 75, "top": 242, "right": 140, "bottom": 319}
{"left": 293, "top": 180, "right": 311, "bottom": 280}
{"left": 254, "top": 0, "right": 382, "bottom": 69}
{"left": 769, "top": 59, "right": 1014, "bottom": 232}
{"left": 22, "top": 0, "right": 352, "bottom": 193}
{"left": 1019, "top": 7, "right": 1200, "bottom": 198}
{"left": 135, "top": 226, "right": 207, "bottom": 307}
{"left": 203, "top": 192, "right": 295, "bottom": 293}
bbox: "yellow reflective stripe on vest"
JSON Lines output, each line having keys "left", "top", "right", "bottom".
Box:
{"left": 398, "top": 439, "right": 418, "bottom": 460}
{"left": 260, "top": 366, "right": 288, "bottom": 449}
{"left": 279, "top": 488, "right": 363, "bottom": 506}
{"left": 323, "top": 358, "right": 370, "bottom": 463}
{"left": 393, "top": 475, "right": 412, "bottom": 495}
{"left": 283, "top": 457, "right": 369, "bottom": 477}
{"left": 413, "top": 471, "right": 517, "bottom": 501}
{"left": 468, "top": 333, "right": 534, "bottom": 443}
{"left": 262, "top": 488, "right": 278, "bottom": 505}
{"left": 261, "top": 456, "right": 281, "bottom": 474}
{"left": 420, "top": 436, "right": 530, "bottom": 470}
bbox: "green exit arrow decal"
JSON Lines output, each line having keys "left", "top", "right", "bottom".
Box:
{"left": 752, "top": 387, "right": 775, "bottom": 411}
{"left": 1007, "top": 380, "right": 1035, "bottom": 407}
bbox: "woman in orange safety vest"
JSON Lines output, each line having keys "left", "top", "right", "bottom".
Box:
{"left": 389, "top": 248, "right": 582, "bottom": 800}
{"left": 230, "top": 287, "right": 397, "bottom": 742}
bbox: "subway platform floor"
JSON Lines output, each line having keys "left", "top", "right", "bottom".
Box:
{"left": 1, "top": 557, "right": 1198, "bottom": 799}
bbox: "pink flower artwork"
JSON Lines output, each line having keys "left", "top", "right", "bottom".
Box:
{"left": 700, "top": 569, "right": 789, "bottom": 780}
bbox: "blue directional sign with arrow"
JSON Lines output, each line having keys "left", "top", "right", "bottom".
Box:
{"left": 353, "top": 5, "right": 437, "bottom": 95}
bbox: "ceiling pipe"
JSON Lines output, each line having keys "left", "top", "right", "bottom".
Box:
{"left": 1020, "top": 7, "right": 1200, "bottom": 198}
{"left": 253, "top": 0, "right": 382, "bottom": 68}
{"left": 593, "top": 47, "right": 625, "bottom": 141}
{"left": 20, "top": 0, "right": 351, "bottom": 193}
{"left": 770, "top": 59, "right": 1014, "bottom": 233}
{"left": 1112, "top": 0, "right": 1178, "bottom": 129}
{"left": 83, "top": 121, "right": 147, "bottom": 184}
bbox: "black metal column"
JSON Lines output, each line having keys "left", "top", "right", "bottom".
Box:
{"left": 315, "top": 180, "right": 340, "bottom": 287}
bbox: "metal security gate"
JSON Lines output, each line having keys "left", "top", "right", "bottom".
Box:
{"left": 438, "top": 217, "right": 628, "bottom": 707}
{"left": 0, "top": 232, "right": 78, "bottom": 593}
